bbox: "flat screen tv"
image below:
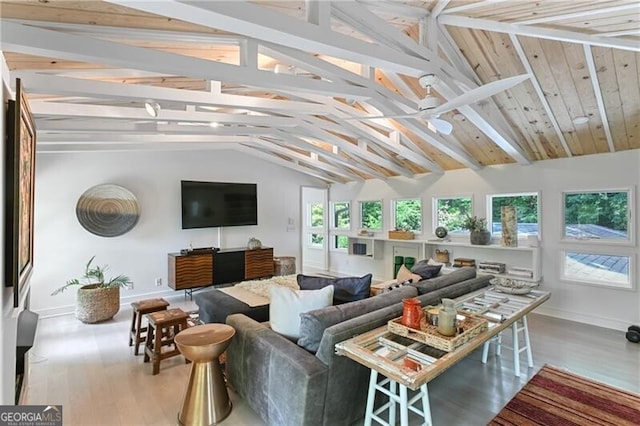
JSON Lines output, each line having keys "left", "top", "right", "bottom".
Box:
{"left": 181, "top": 181, "right": 257, "bottom": 229}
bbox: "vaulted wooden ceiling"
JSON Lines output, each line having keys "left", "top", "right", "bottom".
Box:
{"left": 1, "top": 0, "right": 639, "bottom": 183}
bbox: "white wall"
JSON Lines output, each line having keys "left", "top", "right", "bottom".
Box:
{"left": 31, "top": 149, "right": 322, "bottom": 316}
{"left": 329, "top": 151, "right": 640, "bottom": 331}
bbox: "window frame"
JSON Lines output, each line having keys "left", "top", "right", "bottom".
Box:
{"left": 559, "top": 249, "right": 635, "bottom": 291}
{"left": 359, "top": 199, "right": 383, "bottom": 231}
{"left": 391, "top": 198, "right": 422, "bottom": 234}
{"left": 560, "top": 187, "right": 635, "bottom": 246}
{"left": 330, "top": 201, "right": 351, "bottom": 231}
{"left": 330, "top": 234, "right": 349, "bottom": 252}
{"left": 432, "top": 195, "right": 474, "bottom": 235}
{"left": 308, "top": 202, "right": 324, "bottom": 229}
{"left": 487, "top": 191, "right": 541, "bottom": 239}
{"left": 307, "top": 232, "right": 325, "bottom": 249}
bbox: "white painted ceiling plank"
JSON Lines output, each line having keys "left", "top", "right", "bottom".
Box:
{"left": 431, "top": 0, "right": 452, "bottom": 18}
{"left": 35, "top": 121, "right": 275, "bottom": 136}
{"left": 37, "top": 143, "right": 236, "bottom": 154}
{"left": 104, "top": 0, "right": 437, "bottom": 77}
{"left": 439, "top": 15, "right": 640, "bottom": 52}
{"left": 583, "top": 44, "right": 615, "bottom": 153}
{"left": 306, "top": 0, "right": 331, "bottom": 28}
{"left": 37, "top": 134, "right": 258, "bottom": 144}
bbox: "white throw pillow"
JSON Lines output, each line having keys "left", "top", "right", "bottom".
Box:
{"left": 269, "top": 285, "right": 334, "bottom": 340}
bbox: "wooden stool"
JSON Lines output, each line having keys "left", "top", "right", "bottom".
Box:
{"left": 175, "top": 324, "right": 236, "bottom": 425}
{"left": 144, "top": 308, "right": 190, "bottom": 375}
{"left": 129, "top": 298, "right": 169, "bottom": 355}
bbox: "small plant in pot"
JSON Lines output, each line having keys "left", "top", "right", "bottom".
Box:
{"left": 462, "top": 215, "right": 492, "bottom": 245}
{"left": 52, "top": 256, "right": 132, "bottom": 323}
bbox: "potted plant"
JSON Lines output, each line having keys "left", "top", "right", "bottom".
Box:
{"left": 52, "top": 256, "right": 132, "bottom": 323}
{"left": 462, "top": 215, "right": 492, "bottom": 245}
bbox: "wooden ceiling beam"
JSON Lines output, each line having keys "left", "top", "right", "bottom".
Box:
{"left": 439, "top": 15, "right": 640, "bottom": 52}
{"left": 509, "top": 34, "right": 572, "bottom": 157}
{"left": 104, "top": 0, "right": 438, "bottom": 77}
{"left": 37, "top": 134, "right": 257, "bottom": 144}
{"left": 441, "top": 0, "right": 512, "bottom": 15}
{"left": 516, "top": 4, "right": 640, "bottom": 26}
{"left": 15, "top": 72, "right": 329, "bottom": 114}
{"left": 0, "top": 20, "right": 372, "bottom": 99}
{"left": 37, "top": 142, "right": 236, "bottom": 154}
{"left": 583, "top": 44, "right": 615, "bottom": 153}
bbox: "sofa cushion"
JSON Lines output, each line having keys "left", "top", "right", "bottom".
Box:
{"left": 297, "top": 274, "right": 372, "bottom": 304}
{"left": 396, "top": 264, "right": 422, "bottom": 284}
{"left": 411, "top": 260, "right": 443, "bottom": 280}
{"left": 269, "top": 285, "right": 334, "bottom": 340}
{"left": 409, "top": 266, "right": 476, "bottom": 295}
{"left": 297, "top": 285, "right": 417, "bottom": 353}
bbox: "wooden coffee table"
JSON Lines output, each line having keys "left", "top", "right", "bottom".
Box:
{"left": 336, "top": 288, "right": 550, "bottom": 426}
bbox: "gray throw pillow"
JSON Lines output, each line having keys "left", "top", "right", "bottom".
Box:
{"left": 411, "top": 260, "right": 443, "bottom": 280}
{"left": 296, "top": 274, "right": 373, "bottom": 304}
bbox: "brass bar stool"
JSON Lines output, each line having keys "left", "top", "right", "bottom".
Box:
{"left": 129, "top": 298, "right": 169, "bottom": 355}
{"left": 175, "top": 323, "right": 236, "bottom": 426}
{"left": 144, "top": 308, "right": 190, "bottom": 375}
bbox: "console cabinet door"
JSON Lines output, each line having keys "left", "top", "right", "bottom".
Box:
{"left": 168, "top": 254, "right": 213, "bottom": 290}
{"left": 245, "top": 248, "right": 274, "bottom": 280}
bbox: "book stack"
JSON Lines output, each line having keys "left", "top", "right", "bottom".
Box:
{"left": 507, "top": 267, "right": 534, "bottom": 278}
{"left": 453, "top": 258, "right": 476, "bottom": 268}
{"left": 477, "top": 261, "right": 506, "bottom": 274}
{"left": 352, "top": 243, "right": 367, "bottom": 255}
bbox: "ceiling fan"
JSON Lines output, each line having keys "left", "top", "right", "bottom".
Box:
{"left": 350, "top": 73, "right": 529, "bottom": 135}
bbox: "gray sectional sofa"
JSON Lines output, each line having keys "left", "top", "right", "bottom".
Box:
{"left": 225, "top": 267, "right": 492, "bottom": 426}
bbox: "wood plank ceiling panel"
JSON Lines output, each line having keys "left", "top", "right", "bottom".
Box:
{"left": 556, "top": 9, "right": 640, "bottom": 34}
{"left": 609, "top": 49, "right": 640, "bottom": 149}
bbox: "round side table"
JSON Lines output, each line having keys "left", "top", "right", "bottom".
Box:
{"left": 175, "top": 323, "right": 236, "bottom": 426}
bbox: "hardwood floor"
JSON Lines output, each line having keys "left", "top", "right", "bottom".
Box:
{"left": 23, "top": 295, "right": 639, "bottom": 425}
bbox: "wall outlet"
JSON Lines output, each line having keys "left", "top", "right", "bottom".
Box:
{"left": 155, "top": 278, "right": 162, "bottom": 287}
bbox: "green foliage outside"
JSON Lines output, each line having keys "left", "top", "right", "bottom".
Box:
{"left": 333, "top": 202, "right": 350, "bottom": 229}
{"left": 394, "top": 199, "right": 421, "bottom": 231}
{"left": 311, "top": 203, "right": 323, "bottom": 227}
{"left": 491, "top": 194, "right": 538, "bottom": 224}
{"left": 335, "top": 235, "right": 349, "bottom": 249}
{"left": 564, "top": 191, "right": 628, "bottom": 232}
{"left": 311, "top": 233, "right": 324, "bottom": 246}
{"left": 437, "top": 198, "right": 472, "bottom": 232}
{"left": 360, "top": 200, "right": 382, "bottom": 230}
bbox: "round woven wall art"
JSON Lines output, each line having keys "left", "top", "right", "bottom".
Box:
{"left": 76, "top": 184, "right": 140, "bottom": 237}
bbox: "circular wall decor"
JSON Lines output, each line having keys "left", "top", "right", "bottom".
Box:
{"left": 76, "top": 184, "right": 140, "bottom": 237}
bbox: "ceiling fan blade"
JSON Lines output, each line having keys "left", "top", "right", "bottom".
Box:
{"left": 429, "top": 117, "right": 453, "bottom": 135}
{"left": 431, "top": 74, "right": 529, "bottom": 115}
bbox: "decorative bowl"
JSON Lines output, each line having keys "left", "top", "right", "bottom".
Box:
{"left": 490, "top": 277, "right": 536, "bottom": 294}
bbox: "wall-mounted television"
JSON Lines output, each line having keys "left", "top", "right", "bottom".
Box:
{"left": 181, "top": 181, "right": 258, "bottom": 229}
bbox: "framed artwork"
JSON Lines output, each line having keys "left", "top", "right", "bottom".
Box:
{"left": 5, "top": 78, "right": 36, "bottom": 307}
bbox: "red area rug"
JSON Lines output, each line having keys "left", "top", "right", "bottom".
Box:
{"left": 489, "top": 364, "right": 640, "bottom": 426}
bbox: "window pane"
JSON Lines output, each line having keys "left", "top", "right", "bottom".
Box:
{"left": 360, "top": 200, "right": 382, "bottom": 230}
{"left": 394, "top": 199, "right": 422, "bottom": 232}
{"left": 564, "top": 191, "right": 628, "bottom": 240}
{"left": 490, "top": 194, "right": 538, "bottom": 235}
{"left": 310, "top": 233, "right": 324, "bottom": 247}
{"left": 563, "top": 251, "right": 630, "bottom": 288}
{"left": 310, "top": 203, "right": 323, "bottom": 227}
{"left": 436, "top": 197, "right": 472, "bottom": 233}
{"left": 335, "top": 235, "right": 348, "bottom": 249}
{"left": 332, "top": 202, "right": 350, "bottom": 229}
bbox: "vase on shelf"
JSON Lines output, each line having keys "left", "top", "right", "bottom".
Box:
{"left": 470, "top": 229, "right": 491, "bottom": 245}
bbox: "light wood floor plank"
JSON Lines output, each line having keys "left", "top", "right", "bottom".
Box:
{"left": 23, "top": 295, "right": 639, "bottom": 425}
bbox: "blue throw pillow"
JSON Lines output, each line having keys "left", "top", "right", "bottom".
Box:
{"left": 297, "top": 274, "right": 373, "bottom": 304}
{"left": 411, "top": 261, "right": 443, "bottom": 280}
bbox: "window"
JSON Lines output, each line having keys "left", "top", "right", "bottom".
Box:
{"left": 393, "top": 199, "right": 422, "bottom": 232}
{"left": 331, "top": 201, "right": 350, "bottom": 229}
{"left": 434, "top": 196, "right": 472, "bottom": 233}
{"left": 309, "top": 233, "right": 324, "bottom": 248}
{"left": 310, "top": 203, "right": 323, "bottom": 228}
{"left": 359, "top": 200, "right": 382, "bottom": 230}
{"left": 561, "top": 251, "right": 632, "bottom": 289}
{"left": 563, "top": 190, "right": 631, "bottom": 242}
{"left": 489, "top": 192, "right": 539, "bottom": 236}
{"left": 334, "top": 235, "right": 349, "bottom": 250}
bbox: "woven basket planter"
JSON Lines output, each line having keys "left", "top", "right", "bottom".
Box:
{"left": 75, "top": 284, "right": 120, "bottom": 323}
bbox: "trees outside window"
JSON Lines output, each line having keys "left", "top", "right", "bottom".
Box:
{"left": 489, "top": 193, "right": 539, "bottom": 236}
{"left": 564, "top": 190, "right": 629, "bottom": 241}
{"left": 332, "top": 201, "right": 350, "bottom": 229}
{"left": 434, "top": 197, "right": 472, "bottom": 233}
{"left": 335, "top": 235, "right": 348, "bottom": 249}
{"left": 310, "top": 203, "right": 323, "bottom": 227}
{"left": 360, "top": 200, "right": 382, "bottom": 230}
{"left": 393, "top": 199, "right": 422, "bottom": 232}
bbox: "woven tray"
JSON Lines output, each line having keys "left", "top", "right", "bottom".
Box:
{"left": 388, "top": 230, "right": 415, "bottom": 240}
{"left": 388, "top": 308, "right": 488, "bottom": 352}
